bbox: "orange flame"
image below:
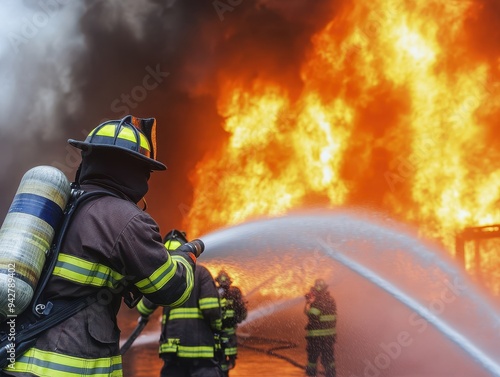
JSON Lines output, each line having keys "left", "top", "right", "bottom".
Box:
{"left": 185, "top": 1, "right": 500, "bottom": 293}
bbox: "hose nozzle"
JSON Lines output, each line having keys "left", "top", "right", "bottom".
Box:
{"left": 183, "top": 239, "right": 205, "bottom": 257}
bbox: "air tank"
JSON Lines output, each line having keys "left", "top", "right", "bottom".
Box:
{"left": 0, "top": 166, "right": 71, "bottom": 322}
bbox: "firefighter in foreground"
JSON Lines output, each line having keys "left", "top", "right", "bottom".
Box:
{"left": 215, "top": 270, "right": 248, "bottom": 376}
{"left": 304, "top": 279, "right": 337, "bottom": 377}
{"left": 3, "top": 116, "right": 200, "bottom": 377}
{"left": 137, "top": 230, "right": 223, "bottom": 377}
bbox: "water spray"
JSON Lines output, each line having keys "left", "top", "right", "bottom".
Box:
{"left": 316, "top": 238, "right": 500, "bottom": 377}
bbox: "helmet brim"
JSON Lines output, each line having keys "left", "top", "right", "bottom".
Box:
{"left": 68, "top": 139, "right": 167, "bottom": 171}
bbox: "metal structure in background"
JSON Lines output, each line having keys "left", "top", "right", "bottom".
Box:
{"left": 455, "top": 224, "right": 500, "bottom": 272}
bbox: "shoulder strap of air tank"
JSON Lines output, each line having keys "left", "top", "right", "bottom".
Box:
{"left": 30, "top": 183, "right": 120, "bottom": 317}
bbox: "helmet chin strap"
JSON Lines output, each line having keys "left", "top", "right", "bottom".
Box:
{"left": 140, "top": 197, "right": 147, "bottom": 211}
{"left": 74, "top": 163, "right": 82, "bottom": 183}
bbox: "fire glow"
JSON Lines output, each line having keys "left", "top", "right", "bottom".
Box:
{"left": 185, "top": 1, "right": 500, "bottom": 293}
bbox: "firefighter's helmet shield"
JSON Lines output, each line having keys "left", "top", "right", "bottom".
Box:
{"left": 68, "top": 115, "right": 167, "bottom": 171}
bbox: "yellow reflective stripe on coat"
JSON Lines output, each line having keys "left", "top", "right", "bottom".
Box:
{"left": 212, "top": 318, "right": 222, "bottom": 331}
{"left": 177, "top": 345, "right": 215, "bottom": 358}
{"left": 167, "top": 255, "right": 194, "bottom": 307}
{"left": 91, "top": 124, "right": 151, "bottom": 152}
{"left": 53, "top": 253, "right": 124, "bottom": 288}
{"left": 135, "top": 255, "right": 176, "bottom": 294}
{"left": 307, "top": 328, "right": 336, "bottom": 337}
{"left": 199, "top": 297, "right": 219, "bottom": 310}
{"left": 159, "top": 338, "right": 180, "bottom": 354}
{"left": 137, "top": 299, "right": 155, "bottom": 316}
{"left": 223, "top": 309, "right": 235, "bottom": 319}
{"left": 220, "top": 297, "right": 234, "bottom": 307}
{"left": 320, "top": 314, "right": 336, "bottom": 322}
{"left": 168, "top": 307, "right": 203, "bottom": 320}
{"left": 164, "top": 239, "right": 182, "bottom": 251}
{"left": 224, "top": 347, "right": 237, "bottom": 356}
{"left": 159, "top": 343, "right": 214, "bottom": 358}
{"left": 308, "top": 307, "right": 321, "bottom": 316}
{"left": 8, "top": 348, "right": 122, "bottom": 377}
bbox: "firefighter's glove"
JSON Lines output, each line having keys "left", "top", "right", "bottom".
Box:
{"left": 305, "top": 291, "right": 315, "bottom": 304}
{"left": 177, "top": 239, "right": 205, "bottom": 258}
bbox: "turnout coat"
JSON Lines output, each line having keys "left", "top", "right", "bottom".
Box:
{"left": 138, "top": 264, "right": 222, "bottom": 361}
{"left": 5, "top": 184, "right": 195, "bottom": 377}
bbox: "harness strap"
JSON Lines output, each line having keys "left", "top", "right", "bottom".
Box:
{"left": 0, "top": 294, "right": 99, "bottom": 369}
{"left": 32, "top": 186, "right": 119, "bottom": 315}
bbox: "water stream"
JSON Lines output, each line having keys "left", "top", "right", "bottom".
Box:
{"left": 121, "top": 209, "right": 500, "bottom": 376}
{"left": 199, "top": 209, "right": 500, "bottom": 377}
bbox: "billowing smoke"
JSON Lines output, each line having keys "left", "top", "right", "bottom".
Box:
{"left": 0, "top": 0, "right": 336, "bottom": 232}
{"left": 0, "top": 1, "right": 85, "bottom": 200}
{"left": 1, "top": 0, "right": 499, "bottom": 235}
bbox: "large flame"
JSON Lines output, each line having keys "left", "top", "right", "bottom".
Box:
{"left": 185, "top": 1, "right": 500, "bottom": 294}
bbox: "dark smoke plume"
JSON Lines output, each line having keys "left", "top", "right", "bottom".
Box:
{"left": 0, "top": 0, "right": 335, "bottom": 232}
{"left": 1, "top": 0, "right": 498, "bottom": 234}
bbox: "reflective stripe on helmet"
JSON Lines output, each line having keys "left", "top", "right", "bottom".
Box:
{"left": 87, "top": 124, "right": 151, "bottom": 156}
{"left": 164, "top": 239, "right": 182, "bottom": 250}
{"left": 68, "top": 115, "right": 166, "bottom": 170}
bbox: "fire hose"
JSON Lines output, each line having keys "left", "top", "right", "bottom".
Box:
{"left": 237, "top": 335, "right": 328, "bottom": 376}
{"left": 120, "top": 316, "right": 149, "bottom": 355}
{"left": 120, "top": 239, "right": 205, "bottom": 355}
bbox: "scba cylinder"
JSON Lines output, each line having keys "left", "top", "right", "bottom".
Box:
{"left": 0, "top": 166, "right": 71, "bottom": 322}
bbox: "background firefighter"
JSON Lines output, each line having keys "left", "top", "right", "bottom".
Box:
{"left": 2, "top": 116, "right": 199, "bottom": 377}
{"left": 304, "top": 279, "right": 337, "bottom": 377}
{"left": 137, "top": 230, "right": 223, "bottom": 377}
{"left": 214, "top": 270, "right": 248, "bottom": 376}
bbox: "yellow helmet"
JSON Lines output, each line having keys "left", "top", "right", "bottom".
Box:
{"left": 68, "top": 115, "right": 166, "bottom": 171}
{"left": 215, "top": 270, "right": 232, "bottom": 287}
{"left": 163, "top": 229, "right": 188, "bottom": 251}
{"left": 313, "top": 279, "right": 328, "bottom": 293}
